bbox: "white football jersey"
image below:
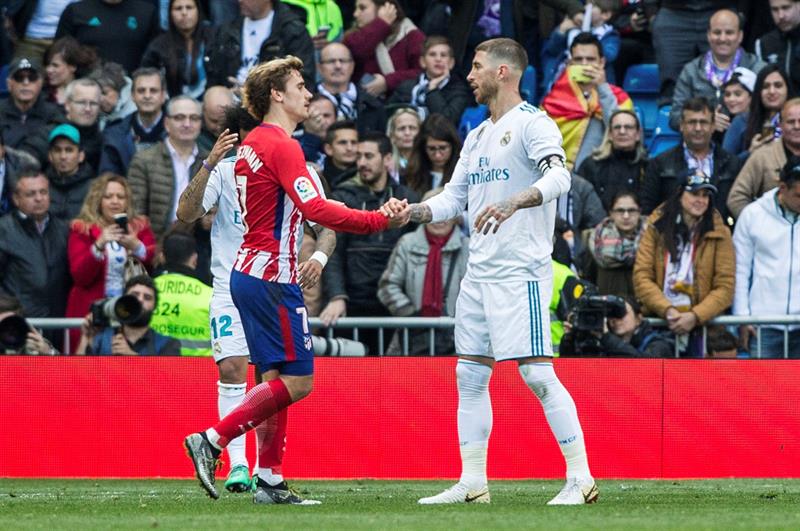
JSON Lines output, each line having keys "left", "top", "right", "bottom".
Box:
{"left": 203, "top": 156, "right": 325, "bottom": 291}
{"left": 426, "top": 102, "right": 571, "bottom": 282}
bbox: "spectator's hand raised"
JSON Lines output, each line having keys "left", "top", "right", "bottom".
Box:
{"left": 714, "top": 106, "right": 731, "bottom": 132}
{"left": 97, "top": 224, "right": 124, "bottom": 247}
{"left": 297, "top": 258, "right": 323, "bottom": 290}
{"left": 378, "top": 3, "right": 398, "bottom": 26}
{"left": 209, "top": 128, "right": 238, "bottom": 167}
{"left": 363, "top": 73, "right": 387, "bottom": 97}
{"left": 582, "top": 63, "right": 606, "bottom": 87}
{"left": 748, "top": 131, "right": 773, "bottom": 152}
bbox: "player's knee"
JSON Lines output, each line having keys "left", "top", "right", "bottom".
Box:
{"left": 217, "top": 357, "right": 248, "bottom": 383}
{"left": 518, "top": 362, "right": 558, "bottom": 400}
{"left": 456, "top": 360, "right": 492, "bottom": 396}
{"left": 283, "top": 375, "right": 314, "bottom": 402}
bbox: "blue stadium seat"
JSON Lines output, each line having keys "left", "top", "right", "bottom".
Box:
{"left": 458, "top": 105, "right": 488, "bottom": 141}
{"left": 648, "top": 105, "right": 681, "bottom": 156}
{"left": 635, "top": 99, "right": 660, "bottom": 145}
{"left": 0, "top": 63, "right": 8, "bottom": 98}
{"left": 519, "top": 65, "right": 537, "bottom": 106}
{"left": 623, "top": 64, "right": 660, "bottom": 95}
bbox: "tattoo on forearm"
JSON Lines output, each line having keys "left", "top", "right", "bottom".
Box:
{"left": 512, "top": 187, "right": 543, "bottom": 210}
{"left": 313, "top": 225, "right": 337, "bottom": 256}
{"left": 409, "top": 203, "right": 433, "bottom": 223}
{"left": 177, "top": 168, "right": 211, "bottom": 222}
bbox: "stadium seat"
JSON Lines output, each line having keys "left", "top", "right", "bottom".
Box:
{"left": 0, "top": 63, "right": 8, "bottom": 98}
{"left": 458, "top": 105, "right": 488, "bottom": 141}
{"left": 649, "top": 105, "right": 681, "bottom": 156}
{"left": 623, "top": 63, "right": 660, "bottom": 95}
{"left": 519, "top": 65, "right": 537, "bottom": 106}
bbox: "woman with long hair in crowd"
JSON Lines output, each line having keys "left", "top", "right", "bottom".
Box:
{"left": 386, "top": 106, "right": 421, "bottom": 181}
{"left": 44, "top": 36, "right": 98, "bottom": 108}
{"left": 404, "top": 113, "right": 461, "bottom": 196}
{"left": 141, "top": 0, "right": 211, "bottom": 98}
{"left": 633, "top": 175, "right": 734, "bottom": 357}
{"left": 343, "top": 0, "right": 425, "bottom": 98}
{"left": 64, "top": 173, "right": 156, "bottom": 350}
{"left": 588, "top": 191, "right": 646, "bottom": 299}
{"left": 723, "top": 64, "right": 793, "bottom": 158}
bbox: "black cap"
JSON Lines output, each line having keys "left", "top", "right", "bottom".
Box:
{"left": 8, "top": 57, "right": 42, "bottom": 77}
{"left": 684, "top": 173, "right": 718, "bottom": 194}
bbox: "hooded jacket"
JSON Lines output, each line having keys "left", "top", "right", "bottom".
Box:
{"left": 733, "top": 188, "right": 800, "bottom": 329}
{"left": 46, "top": 162, "right": 96, "bottom": 223}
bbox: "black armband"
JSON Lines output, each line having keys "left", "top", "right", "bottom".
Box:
{"left": 537, "top": 154, "right": 566, "bottom": 174}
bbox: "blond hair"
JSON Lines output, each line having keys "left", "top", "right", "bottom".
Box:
{"left": 74, "top": 172, "right": 136, "bottom": 227}
{"left": 242, "top": 55, "right": 305, "bottom": 120}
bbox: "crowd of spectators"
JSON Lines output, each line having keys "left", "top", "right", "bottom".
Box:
{"left": 0, "top": 0, "right": 798, "bottom": 359}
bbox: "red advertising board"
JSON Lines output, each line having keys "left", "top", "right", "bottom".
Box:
{"left": 0, "top": 357, "right": 797, "bottom": 478}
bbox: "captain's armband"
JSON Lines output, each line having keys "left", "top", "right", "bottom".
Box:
{"left": 537, "top": 154, "right": 566, "bottom": 175}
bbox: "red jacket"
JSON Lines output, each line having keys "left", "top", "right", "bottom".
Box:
{"left": 343, "top": 18, "right": 425, "bottom": 93}
{"left": 65, "top": 217, "right": 156, "bottom": 349}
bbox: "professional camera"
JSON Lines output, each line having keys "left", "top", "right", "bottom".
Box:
{"left": 90, "top": 295, "right": 143, "bottom": 328}
{"left": 311, "top": 335, "right": 367, "bottom": 357}
{"left": 562, "top": 278, "right": 627, "bottom": 334}
{"left": 0, "top": 314, "right": 30, "bottom": 351}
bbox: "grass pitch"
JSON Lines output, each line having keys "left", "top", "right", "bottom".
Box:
{"left": 1, "top": 479, "right": 799, "bottom": 530}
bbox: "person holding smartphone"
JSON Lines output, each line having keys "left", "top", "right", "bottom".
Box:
{"left": 64, "top": 173, "right": 156, "bottom": 351}
{"left": 541, "top": 32, "right": 633, "bottom": 170}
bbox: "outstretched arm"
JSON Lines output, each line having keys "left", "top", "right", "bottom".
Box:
{"left": 177, "top": 129, "right": 238, "bottom": 223}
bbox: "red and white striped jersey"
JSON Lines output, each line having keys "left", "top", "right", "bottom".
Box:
{"left": 233, "top": 124, "right": 388, "bottom": 283}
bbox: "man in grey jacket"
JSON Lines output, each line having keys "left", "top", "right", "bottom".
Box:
{"left": 669, "top": 8, "right": 765, "bottom": 131}
{"left": 733, "top": 156, "right": 800, "bottom": 358}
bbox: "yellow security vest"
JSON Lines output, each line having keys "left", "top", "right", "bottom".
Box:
{"left": 151, "top": 272, "right": 212, "bottom": 357}
{"left": 550, "top": 260, "right": 575, "bottom": 355}
{"left": 280, "top": 0, "right": 344, "bottom": 42}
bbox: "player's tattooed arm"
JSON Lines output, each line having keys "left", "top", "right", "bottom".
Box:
{"left": 298, "top": 223, "right": 336, "bottom": 289}
{"left": 474, "top": 188, "right": 543, "bottom": 235}
{"left": 177, "top": 128, "right": 238, "bottom": 223}
{"left": 408, "top": 203, "right": 433, "bottom": 224}
{"left": 311, "top": 223, "right": 336, "bottom": 258}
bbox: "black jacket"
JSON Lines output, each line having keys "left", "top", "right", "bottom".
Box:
{"left": 756, "top": 25, "right": 800, "bottom": 93}
{"left": 387, "top": 72, "right": 473, "bottom": 125}
{"left": 140, "top": 25, "right": 214, "bottom": 97}
{"left": 205, "top": 5, "right": 315, "bottom": 88}
{"left": 0, "top": 96, "right": 64, "bottom": 156}
{"left": 46, "top": 162, "right": 96, "bottom": 224}
{"left": 353, "top": 87, "right": 387, "bottom": 136}
{"left": 560, "top": 320, "right": 675, "bottom": 357}
{"left": 576, "top": 150, "right": 648, "bottom": 212}
{"left": 323, "top": 157, "right": 357, "bottom": 191}
{"left": 323, "top": 177, "right": 418, "bottom": 312}
{"left": 0, "top": 211, "right": 70, "bottom": 317}
{"left": 640, "top": 143, "right": 740, "bottom": 223}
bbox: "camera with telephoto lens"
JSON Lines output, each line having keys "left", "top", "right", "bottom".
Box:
{"left": 311, "top": 335, "right": 367, "bottom": 356}
{"left": 561, "top": 278, "right": 627, "bottom": 334}
{"left": 0, "top": 314, "right": 31, "bottom": 351}
{"left": 90, "top": 295, "right": 143, "bottom": 329}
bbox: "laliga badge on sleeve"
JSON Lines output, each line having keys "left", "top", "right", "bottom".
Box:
{"left": 293, "top": 176, "right": 319, "bottom": 203}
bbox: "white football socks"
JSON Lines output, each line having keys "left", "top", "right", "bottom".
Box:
{"left": 456, "top": 360, "right": 493, "bottom": 490}
{"left": 519, "top": 363, "right": 591, "bottom": 481}
{"left": 218, "top": 381, "right": 248, "bottom": 469}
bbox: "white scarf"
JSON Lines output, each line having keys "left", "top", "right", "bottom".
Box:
{"left": 317, "top": 82, "right": 357, "bottom": 120}
{"left": 375, "top": 18, "right": 418, "bottom": 75}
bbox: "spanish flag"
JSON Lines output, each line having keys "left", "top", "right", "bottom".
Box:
{"left": 541, "top": 70, "right": 633, "bottom": 169}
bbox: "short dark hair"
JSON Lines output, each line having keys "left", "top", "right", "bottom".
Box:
{"left": 475, "top": 37, "right": 528, "bottom": 72}
{"left": 222, "top": 105, "right": 261, "bottom": 137}
{"left": 131, "top": 67, "right": 166, "bottom": 91}
{"left": 359, "top": 131, "right": 392, "bottom": 156}
{"left": 780, "top": 155, "right": 800, "bottom": 186}
{"left": 707, "top": 326, "right": 738, "bottom": 354}
{"left": 162, "top": 231, "right": 197, "bottom": 266}
{"left": 124, "top": 274, "right": 157, "bottom": 307}
{"left": 0, "top": 294, "right": 23, "bottom": 315}
{"left": 325, "top": 119, "right": 358, "bottom": 145}
{"left": 570, "top": 32, "right": 604, "bottom": 59}
{"left": 681, "top": 96, "right": 715, "bottom": 118}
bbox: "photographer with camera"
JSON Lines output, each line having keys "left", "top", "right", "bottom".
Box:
{"left": 0, "top": 295, "right": 58, "bottom": 355}
{"left": 75, "top": 275, "right": 180, "bottom": 356}
{"left": 560, "top": 288, "right": 674, "bottom": 357}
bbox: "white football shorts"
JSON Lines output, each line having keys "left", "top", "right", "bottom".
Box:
{"left": 454, "top": 277, "right": 554, "bottom": 360}
{"left": 209, "top": 287, "right": 249, "bottom": 362}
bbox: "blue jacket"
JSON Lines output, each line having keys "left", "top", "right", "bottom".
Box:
{"left": 99, "top": 113, "right": 166, "bottom": 176}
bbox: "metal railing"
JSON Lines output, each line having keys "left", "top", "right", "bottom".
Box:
{"left": 25, "top": 315, "right": 800, "bottom": 358}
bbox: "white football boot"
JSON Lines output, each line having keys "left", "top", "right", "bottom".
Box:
{"left": 547, "top": 477, "right": 599, "bottom": 505}
{"left": 418, "top": 483, "right": 490, "bottom": 504}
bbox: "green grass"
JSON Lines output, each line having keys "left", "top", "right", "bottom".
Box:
{"left": 1, "top": 479, "right": 799, "bottom": 530}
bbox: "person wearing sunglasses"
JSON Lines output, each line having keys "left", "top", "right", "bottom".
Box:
{"left": 0, "top": 58, "right": 64, "bottom": 159}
